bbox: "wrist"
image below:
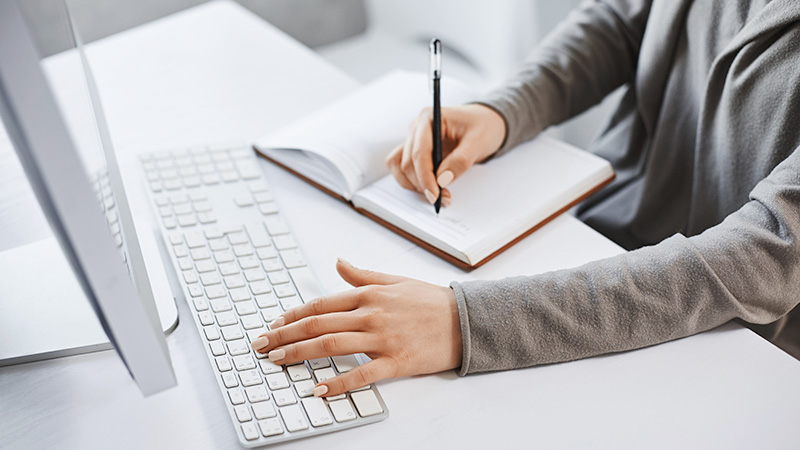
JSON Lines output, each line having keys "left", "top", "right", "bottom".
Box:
{"left": 465, "top": 103, "right": 508, "bottom": 161}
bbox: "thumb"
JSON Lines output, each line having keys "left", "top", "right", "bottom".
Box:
{"left": 435, "top": 141, "right": 479, "bottom": 189}
{"left": 335, "top": 258, "right": 407, "bottom": 287}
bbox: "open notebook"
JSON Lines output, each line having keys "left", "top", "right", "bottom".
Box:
{"left": 254, "top": 71, "right": 614, "bottom": 269}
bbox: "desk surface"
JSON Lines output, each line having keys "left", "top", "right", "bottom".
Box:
{"left": 1, "top": 2, "right": 799, "bottom": 449}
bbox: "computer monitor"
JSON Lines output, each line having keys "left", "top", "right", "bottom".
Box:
{"left": 0, "top": 0, "right": 176, "bottom": 396}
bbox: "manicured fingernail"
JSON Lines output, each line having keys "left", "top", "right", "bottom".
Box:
{"left": 437, "top": 170, "right": 454, "bottom": 187}
{"left": 270, "top": 317, "right": 285, "bottom": 329}
{"left": 268, "top": 348, "right": 285, "bottom": 362}
{"left": 337, "top": 257, "right": 353, "bottom": 267}
{"left": 250, "top": 336, "right": 269, "bottom": 351}
{"left": 313, "top": 385, "right": 329, "bottom": 397}
{"left": 442, "top": 196, "right": 452, "bottom": 207}
{"left": 424, "top": 189, "right": 436, "bottom": 204}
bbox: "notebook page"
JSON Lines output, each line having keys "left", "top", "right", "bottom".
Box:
{"left": 352, "top": 136, "right": 613, "bottom": 264}
{"left": 255, "top": 70, "right": 475, "bottom": 198}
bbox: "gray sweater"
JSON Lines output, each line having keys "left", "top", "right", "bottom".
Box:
{"left": 453, "top": 0, "right": 800, "bottom": 375}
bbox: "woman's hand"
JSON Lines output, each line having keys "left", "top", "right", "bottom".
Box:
{"left": 386, "top": 103, "right": 506, "bottom": 206}
{"left": 250, "top": 259, "right": 462, "bottom": 397}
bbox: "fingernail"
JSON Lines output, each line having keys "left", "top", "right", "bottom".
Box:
{"left": 268, "top": 348, "right": 285, "bottom": 362}
{"left": 442, "top": 196, "right": 452, "bottom": 207}
{"left": 424, "top": 189, "right": 436, "bottom": 204}
{"left": 313, "top": 385, "right": 329, "bottom": 397}
{"left": 270, "top": 317, "right": 285, "bottom": 329}
{"left": 250, "top": 336, "right": 269, "bottom": 351}
{"left": 437, "top": 170, "right": 454, "bottom": 188}
{"left": 337, "top": 257, "right": 353, "bottom": 267}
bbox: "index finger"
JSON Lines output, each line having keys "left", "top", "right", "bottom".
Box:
{"left": 409, "top": 117, "right": 439, "bottom": 197}
{"left": 271, "top": 289, "right": 361, "bottom": 329}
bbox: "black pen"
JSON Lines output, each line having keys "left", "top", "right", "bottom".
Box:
{"left": 430, "top": 38, "right": 442, "bottom": 214}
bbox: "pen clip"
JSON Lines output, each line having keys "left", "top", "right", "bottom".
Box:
{"left": 429, "top": 38, "right": 441, "bottom": 93}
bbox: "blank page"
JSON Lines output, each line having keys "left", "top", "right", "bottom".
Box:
{"left": 352, "top": 136, "right": 613, "bottom": 264}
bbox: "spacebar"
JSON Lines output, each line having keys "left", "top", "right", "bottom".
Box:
{"left": 289, "top": 267, "right": 326, "bottom": 303}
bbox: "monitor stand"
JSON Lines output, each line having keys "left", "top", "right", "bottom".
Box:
{"left": 0, "top": 235, "right": 179, "bottom": 366}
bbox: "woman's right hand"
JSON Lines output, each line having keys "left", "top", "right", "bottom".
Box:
{"left": 385, "top": 103, "right": 506, "bottom": 206}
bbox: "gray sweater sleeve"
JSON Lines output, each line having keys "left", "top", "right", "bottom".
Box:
{"left": 478, "top": 0, "right": 652, "bottom": 155}
{"left": 453, "top": 147, "right": 800, "bottom": 375}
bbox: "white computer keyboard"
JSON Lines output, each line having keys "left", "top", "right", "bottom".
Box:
{"left": 139, "top": 143, "right": 388, "bottom": 447}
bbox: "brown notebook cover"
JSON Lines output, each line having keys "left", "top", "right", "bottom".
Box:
{"left": 256, "top": 148, "right": 614, "bottom": 271}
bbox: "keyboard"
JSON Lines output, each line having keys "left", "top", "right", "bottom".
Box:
{"left": 139, "top": 143, "right": 388, "bottom": 447}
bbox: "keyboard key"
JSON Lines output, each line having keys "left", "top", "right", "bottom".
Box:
{"left": 190, "top": 247, "right": 211, "bottom": 260}
{"left": 222, "top": 372, "right": 239, "bottom": 388}
{"left": 302, "top": 397, "right": 333, "bottom": 427}
{"left": 280, "top": 296, "right": 303, "bottom": 312}
{"left": 210, "top": 298, "right": 232, "bottom": 312}
{"left": 216, "top": 311, "right": 238, "bottom": 326}
{"left": 255, "top": 293, "right": 278, "bottom": 308}
{"left": 256, "top": 247, "right": 278, "bottom": 260}
{"left": 218, "top": 262, "right": 240, "bottom": 276}
{"left": 235, "top": 160, "right": 261, "bottom": 180}
{"left": 248, "top": 181, "right": 269, "bottom": 193}
{"left": 241, "top": 422, "right": 259, "bottom": 441}
{"left": 262, "top": 258, "right": 283, "bottom": 272}
{"left": 239, "top": 369, "right": 263, "bottom": 387}
{"left": 235, "top": 195, "right": 254, "bottom": 207}
{"left": 253, "top": 191, "right": 273, "bottom": 203}
{"left": 188, "top": 284, "right": 204, "bottom": 298}
{"left": 204, "top": 228, "right": 224, "bottom": 239}
{"left": 174, "top": 203, "right": 192, "bottom": 215}
{"left": 177, "top": 214, "right": 196, "bottom": 226}
{"left": 314, "top": 368, "right": 336, "bottom": 383}
{"left": 287, "top": 364, "right": 311, "bottom": 381}
{"left": 210, "top": 341, "right": 226, "bottom": 356}
{"left": 170, "top": 193, "right": 188, "bottom": 204}
{"left": 259, "top": 359, "right": 282, "bottom": 375}
{"left": 308, "top": 358, "right": 331, "bottom": 370}
{"left": 221, "top": 325, "right": 244, "bottom": 341}
{"left": 241, "top": 315, "right": 262, "bottom": 330}
{"left": 246, "top": 385, "right": 270, "bottom": 403}
{"left": 265, "top": 372, "right": 290, "bottom": 390}
{"left": 268, "top": 271, "right": 290, "bottom": 285}
{"left": 274, "top": 284, "right": 296, "bottom": 299}
{"left": 264, "top": 217, "right": 289, "bottom": 235}
{"left": 177, "top": 257, "right": 193, "bottom": 270}
{"left": 279, "top": 249, "right": 305, "bottom": 268}
{"left": 244, "top": 268, "right": 266, "bottom": 282}
{"left": 234, "top": 404, "right": 252, "bottom": 422}
{"left": 258, "top": 418, "right": 283, "bottom": 437}
{"left": 280, "top": 405, "right": 309, "bottom": 432}
{"left": 195, "top": 259, "right": 216, "bottom": 273}
{"left": 216, "top": 356, "right": 232, "bottom": 372}
{"left": 173, "top": 245, "right": 189, "bottom": 258}
{"left": 332, "top": 355, "right": 359, "bottom": 373}
{"left": 224, "top": 274, "right": 246, "bottom": 289}
{"left": 351, "top": 390, "right": 384, "bottom": 417}
{"left": 201, "top": 174, "right": 220, "bottom": 185}
{"left": 329, "top": 399, "right": 357, "bottom": 423}
{"left": 198, "top": 310, "right": 215, "bottom": 326}
{"left": 183, "top": 176, "right": 202, "bottom": 188}
{"left": 247, "top": 329, "right": 267, "bottom": 343}
{"left": 205, "top": 285, "right": 226, "bottom": 299}
{"left": 235, "top": 301, "right": 258, "bottom": 316}
{"left": 204, "top": 326, "right": 220, "bottom": 341}
{"left": 261, "top": 307, "right": 281, "bottom": 323}
{"left": 163, "top": 216, "right": 177, "bottom": 229}
{"left": 183, "top": 270, "right": 199, "bottom": 284}
{"left": 227, "top": 339, "right": 250, "bottom": 356}
{"left": 245, "top": 223, "right": 271, "bottom": 248}
{"left": 250, "top": 281, "right": 271, "bottom": 295}
{"left": 253, "top": 402, "right": 277, "bottom": 420}
{"left": 232, "top": 244, "right": 253, "bottom": 257}
{"left": 200, "top": 272, "right": 221, "bottom": 286}
{"left": 214, "top": 250, "right": 235, "bottom": 263}
{"left": 191, "top": 296, "right": 208, "bottom": 311}
{"left": 230, "top": 287, "right": 251, "bottom": 302}
{"left": 221, "top": 171, "right": 239, "bottom": 182}
{"left": 239, "top": 256, "right": 260, "bottom": 269}
{"left": 208, "top": 237, "right": 228, "bottom": 251}
{"left": 228, "top": 388, "right": 245, "bottom": 405}
{"left": 295, "top": 379, "right": 315, "bottom": 398}
{"left": 258, "top": 203, "right": 279, "bottom": 215}
{"left": 273, "top": 235, "right": 296, "bottom": 250}
{"left": 233, "top": 354, "right": 256, "bottom": 371}
{"left": 228, "top": 231, "right": 248, "bottom": 245}
{"left": 273, "top": 388, "right": 296, "bottom": 406}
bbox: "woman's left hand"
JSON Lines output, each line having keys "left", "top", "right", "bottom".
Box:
{"left": 250, "top": 258, "right": 463, "bottom": 397}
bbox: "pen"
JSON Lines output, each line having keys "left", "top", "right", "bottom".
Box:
{"left": 430, "top": 38, "right": 442, "bottom": 214}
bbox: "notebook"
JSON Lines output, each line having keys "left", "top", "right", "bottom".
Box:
{"left": 254, "top": 71, "right": 614, "bottom": 269}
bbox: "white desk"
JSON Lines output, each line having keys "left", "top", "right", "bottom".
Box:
{"left": 1, "top": 2, "right": 799, "bottom": 449}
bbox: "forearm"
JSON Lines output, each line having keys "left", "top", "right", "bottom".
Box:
{"left": 454, "top": 148, "right": 800, "bottom": 375}
{"left": 480, "top": 0, "right": 652, "bottom": 155}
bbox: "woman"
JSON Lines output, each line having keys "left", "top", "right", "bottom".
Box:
{"left": 251, "top": 0, "right": 800, "bottom": 398}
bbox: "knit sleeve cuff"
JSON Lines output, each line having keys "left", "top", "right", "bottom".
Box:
{"left": 450, "top": 281, "right": 472, "bottom": 377}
